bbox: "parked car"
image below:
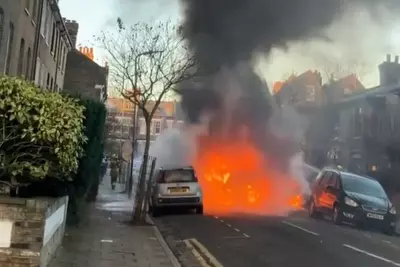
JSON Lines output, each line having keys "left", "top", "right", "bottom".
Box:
{"left": 308, "top": 168, "right": 397, "bottom": 235}
{"left": 148, "top": 166, "right": 203, "bottom": 217}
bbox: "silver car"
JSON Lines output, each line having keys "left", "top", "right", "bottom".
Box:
{"left": 148, "top": 167, "right": 203, "bottom": 217}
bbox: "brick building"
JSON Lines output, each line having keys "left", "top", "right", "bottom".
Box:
{"left": 331, "top": 55, "right": 400, "bottom": 186}
{"left": 104, "top": 97, "right": 134, "bottom": 156}
{"left": 63, "top": 47, "right": 108, "bottom": 101}
{"left": 135, "top": 101, "right": 185, "bottom": 155}
{"left": 275, "top": 70, "right": 323, "bottom": 109}
{"left": 0, "top": 0, "right": 72, "bottom": 90}
{"left": 62, "top": 18, "right": 108, "bottom": 101}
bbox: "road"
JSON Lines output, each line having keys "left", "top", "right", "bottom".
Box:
{"left": 153, "top": 210, "right": 400, "bottom": 267}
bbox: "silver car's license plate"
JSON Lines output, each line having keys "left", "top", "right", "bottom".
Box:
{"left": 366, "top": 213, "right": 384, "bottom": 220}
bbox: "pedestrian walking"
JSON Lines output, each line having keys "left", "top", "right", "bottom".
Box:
{"left": 110, "top": 157, "right": 120, "bottom": 190}
{"left": 100, "top": 157, "right": 108, "bottom": 183}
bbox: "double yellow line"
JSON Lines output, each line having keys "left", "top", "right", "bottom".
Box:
{"left": 183, "top": 238, "right": 224, "bottom": 267}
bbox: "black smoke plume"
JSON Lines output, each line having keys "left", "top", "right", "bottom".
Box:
{"left": 177, "top": 0, "right": 400, "bottom": 170}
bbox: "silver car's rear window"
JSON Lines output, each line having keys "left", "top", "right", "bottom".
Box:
{"left": 162, "top": 170, "right": 197, "bottom": 183}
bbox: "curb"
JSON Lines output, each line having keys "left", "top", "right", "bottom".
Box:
{"left": 147, "top": 214, "right": 181, "bottom": 267}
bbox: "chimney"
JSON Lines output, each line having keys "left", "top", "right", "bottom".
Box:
{"left": 64, "top": 18, "right": 79, "bottom": 48}
{"left": 379, "top": 54, "right": 400, "bottom": 85}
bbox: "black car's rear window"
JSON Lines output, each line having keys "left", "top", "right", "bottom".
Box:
{"left": 341, "top": 173, "right": 386, "bottom": 198}
{"left": 160, "top": 169, "right": 197, "bottom": 183}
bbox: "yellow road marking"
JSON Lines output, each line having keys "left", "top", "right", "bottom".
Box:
{"left": 183, "top": 238, "right": 224, "bottom": 267}
{"left": 184, "top": 239, "right": 209, "bottom": 266}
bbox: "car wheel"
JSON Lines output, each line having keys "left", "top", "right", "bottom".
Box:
{"left": 308, "top": 200, "right": 319, "bottom": 218}
{"left": 333, "top": 205, "right": 342, "bottom": 225}
{"left": 383, "top": 226, "right": 396, "bottom": 236}
{"left": 196, "top": 205, "right": 203, "bottom": 215}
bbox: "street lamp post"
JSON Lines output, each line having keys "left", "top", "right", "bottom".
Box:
{"left": 127, "top": 50, "right": 163, "bottom": 198}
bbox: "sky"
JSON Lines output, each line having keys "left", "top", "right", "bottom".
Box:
{"left": 59, "top": 0, "right": 400, "bottom": 89}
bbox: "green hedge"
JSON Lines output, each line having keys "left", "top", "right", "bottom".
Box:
{"left": 67, "top": 96, "right": 106, "bottom": 224}
{"left": 0, "top": 76, "right": 86, "bottom": 186}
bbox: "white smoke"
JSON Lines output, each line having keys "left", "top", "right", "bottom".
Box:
{"left": 289, "top": 153, "right": 312, "bottom": 195}
{"left": 149, "top": 127, "right": 196, "bottom": 170}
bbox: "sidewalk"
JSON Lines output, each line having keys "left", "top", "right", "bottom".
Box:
{"left": 50, "top": 174, "right": 180, "bottom": 267}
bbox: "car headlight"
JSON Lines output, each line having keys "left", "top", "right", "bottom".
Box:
{"left": 344, "top": 196, "right": 358, "bottom": 207}
{"left": 196, "top": 191, "right": 202, "bottom": 197}
{"left": 390, "top": 206, "right": 396, "bottom": 215}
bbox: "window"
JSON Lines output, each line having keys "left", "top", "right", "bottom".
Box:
{"left": 50, "top": 22, "right": 56, "bottom": 53}
{"left": 46, "top": 7, "right": 52, "bottom": 44}
{"left": 17, "top": 38, "right": 25, "bottom": 76}
{"left": 306, "top": 85, "right": 315, "bottom": 101}
{"left": 154, "top": 121, "right": 161, "bottom": 134}
{"left": 40, "top": 63, "right": 46, "bottom": 87}
{"left": 5, "top": 23, "right": 14, "bottom": 75}
{"left": 318, "top": 171, "right": 332, "bottom": 187}
{"left": 34, "top": 57, "right": 41, "bottom": 85}
{"left": 327, "top": 173, "right": 340, "bottom": 189}
{"left": 40, "top": 2, "right": 46, "bottom": 36}
{"left": 25, "top": 47, "right": 31, "bottom": 78}
{"left": 46, "top": 73, "right": 50, "bottom": 89}
{"left": 341, "top": 174, "right": 387, "bottom": 198}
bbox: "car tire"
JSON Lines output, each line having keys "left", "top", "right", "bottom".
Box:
{"left": 383, "top": 226, "right": 396, "bottom": 236}
{"left": 333, "top": 205, "right": 342, "bottom": 225}
{"left": 308, "top": 200, "right": 319, "bottom": 218}
{"left": 196, "top": 205, "right": 203, "bottom": 215}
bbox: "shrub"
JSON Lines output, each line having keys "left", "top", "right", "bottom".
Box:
{"left": 65, "top": 96, "right": 106, "bottom": 224}
{"left": 0, "top": 76, "right": 86, "bottom": 185}
{"left": 73, "top": 98, "right": 106, "bottom": 202}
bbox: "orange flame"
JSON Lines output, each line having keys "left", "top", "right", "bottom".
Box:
{"left": 193, "top": 135, "right": 302, "bottom": 215}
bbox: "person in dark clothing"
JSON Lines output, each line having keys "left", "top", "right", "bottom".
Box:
{"left": 100, "top": 157, "right": 108, "bottom": 183}
{"left": 110, "top": 158, "right": 120, "bottom": 190}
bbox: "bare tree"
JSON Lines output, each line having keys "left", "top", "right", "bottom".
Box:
{"left": 319, "top": 59, "right": 370, "bottom": 84}
{"left": 97, "top": 19, "right": 195, "bottom": 223}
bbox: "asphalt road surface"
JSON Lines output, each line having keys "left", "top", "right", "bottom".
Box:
{"left": 154, "top": 209, "right": 400, "bottom": 267}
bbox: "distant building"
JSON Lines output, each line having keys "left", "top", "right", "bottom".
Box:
{"left": 275, "top": 70, "right": 323, "bottom": 109}
{"left": 324, "top": 74, "right": 365, "bottom": 104}
{"left": 332, "top": 55, "right": 400, "bottom": 179}
{"left": 63, "top": 19, "right": 108, "bottom": 101}
{"left": 105, "top": 97, "right": 134, "bottom": 140}
{"left": 104, "top": 97, "right": 134, "bottom": 156}
{"left": 0, "top": 0, "right": 72, "bottom": 91}
{"left": 136, "top": 101, "right": 185, "bottom": 156}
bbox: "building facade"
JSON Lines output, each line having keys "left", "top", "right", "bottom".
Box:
{"left": 0, "top": 0, "right": 72, "bottom": 91}
{"left": 332, "top": 55, "right": 400, "bottom": 183}
{"left": 63, "top": 47, "right": 108, "bottom": 101}
{"left": 62, "top": 18, "right": 108, "bottom": 101}
{"left": 135, "top": 101, "right": 185, "bottom": 156}
{"left": 104, "top": 97, "right": 135, "bottom": 156}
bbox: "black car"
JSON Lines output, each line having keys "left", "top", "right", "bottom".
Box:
{"left": 308, "top": 168, "right": 397, "bottom": 235}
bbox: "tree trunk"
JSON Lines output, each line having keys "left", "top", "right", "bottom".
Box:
{"left": 132, "top": 117, "right": 152, "bottom": 223}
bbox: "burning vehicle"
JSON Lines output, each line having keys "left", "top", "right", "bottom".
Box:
{"left": 173, "top": 0, "right": 396, "bottom": 216}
